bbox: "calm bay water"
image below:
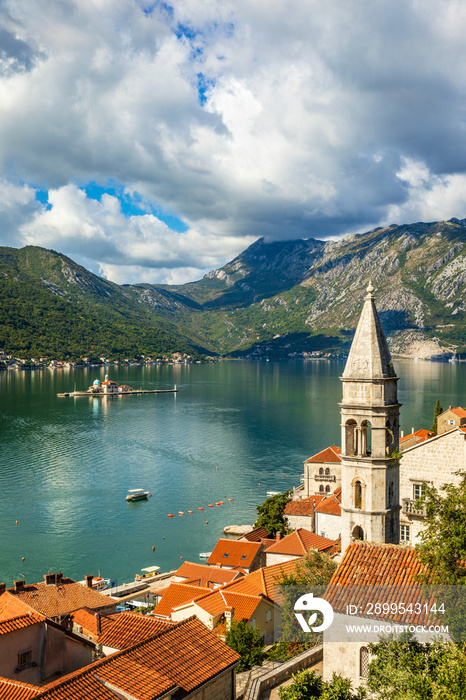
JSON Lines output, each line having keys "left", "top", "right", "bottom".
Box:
{"left": 1, "top": 358, "right": 465, "bottom": 587}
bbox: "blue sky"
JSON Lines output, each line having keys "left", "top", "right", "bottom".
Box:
{"left": 1, "top": 0, "right": 466, "bottom": 284}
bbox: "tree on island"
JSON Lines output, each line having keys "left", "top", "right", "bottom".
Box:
{"left": 431, "top": 399, "right": 443, "bottom": 434}
{"left": 254, "top": 490, "right": 292, "bottom": 537}
{"left": 224, "top": 620, "right": 265, "bottom": 672}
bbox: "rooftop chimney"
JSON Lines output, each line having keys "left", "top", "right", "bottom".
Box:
{"left": 0, "top": 583, "right": 6, "bottom": 595}
{"left": 85, "top": 575, "right": 93, "bottom": 588}
{"left": 14, "top": 579, "right": 25, "bottom": 592}
{"left": 276, "top": 531, "right": 281, "bottom": 541}
{"left": 56, "top": 572, "right": 63, "bottom": 585}
{"left": 96, "top": 612, "right": 101, "bottom": 635}
{"left": 44, "top": 573, "right": 58, "bottom": 586}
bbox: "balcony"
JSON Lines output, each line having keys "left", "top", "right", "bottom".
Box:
{"left": 314, "top": 474, "right": 336, "bottom": 482}
{"left": 401, "top": 498, "right": 427, "bottom": 517}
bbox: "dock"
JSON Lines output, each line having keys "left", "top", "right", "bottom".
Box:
{"left": 57, "top": 389, "right": 178, "bottom": 397}
{"left": 100, "top": 570, "right": 176, "bottom": 598}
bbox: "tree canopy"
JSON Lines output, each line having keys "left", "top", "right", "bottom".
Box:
{"left": 254, "top": 490, "right": 292, "bottom": 536}
{"left": 431, "top": 399, "right": 443, "bottom": 434}
{"left": 224, "top": 620, "right": 265, "bottom": 672}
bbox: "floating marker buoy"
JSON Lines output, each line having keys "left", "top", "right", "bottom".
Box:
{"left": 216, "top": 467, "right": 218, "bottom": 471}
{"left": 215, "top": 502, "right": 220, "bottom": 506}
{"left": 219, "top": 501, "right": 224, "bottom": 504}
{"left": 178, "top": 512, "right": 184, "bottom": 516}
{"left": 149, "top": 494, "right": 152, "bottom": 497}
{"left": 15, "top": 520, "right": 18, "bottom": 525}
{"left": 187, "top": 510, "right": 193, "bottom": 514}
{"left": 198, "top": 507, "right": 204, "bottom": 511}
{"left": 259, "top": 483, "right": 261, "bottom": 486}
{"left": 180, "top": 556, "right": 183, "bottom": 560}
{"left": 22, "top": 557, "right": 25, "bottom": 562}
{"left": 168, "top": 514, "right": 174, "bottom": 518}
{"left": 206, "top": 521, "right": 208, "bottom": 524}
{"left": 227, "top": 499, "right": 233, "bottom": 502}
{"left": 163, "top": 537, "right": 165, "bottom": 540}
{"left": 152, "top": 546, "right": 155, "bottom": 551}
{"left": 208, "top": 504, "right": 214, "bottom": 508}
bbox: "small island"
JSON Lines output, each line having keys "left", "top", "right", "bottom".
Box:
{"left": 57, "top": 374, "right": 178, "bottom": 397}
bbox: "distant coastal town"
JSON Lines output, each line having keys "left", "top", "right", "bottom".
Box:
{"left": 0, "top": 349, "right": 342, "bottom": 370}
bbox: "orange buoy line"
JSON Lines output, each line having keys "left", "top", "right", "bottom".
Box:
{"left": 219, "top": 501, "right": 224, "bottom": 504}
{"left": 227, "top": 499, "right": 233, "bottom": 502}
{"left": 168, "top": 514, "right": 174, "bottom": 518}
{"left": 198, "top": 507, "right": 204, "bottom": 511}
{"left": 208, "top": 504, "right": 214, "bottom": 508}
{"left": 178, "top": 512, "right": 184, "bottom": 515}
{"left": 187, "top": 510, "right": 193, "bottom": 514}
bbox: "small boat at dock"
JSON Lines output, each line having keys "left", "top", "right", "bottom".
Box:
{"left": 126, "top": 489, "right": 149, "bottom": 502}
{"left": 135, "top": 566, "right": 160, "bottom": 581}
{"left": 199, "top": 552, "right": 212, "bottom": 559}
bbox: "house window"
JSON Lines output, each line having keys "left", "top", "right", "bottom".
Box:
{"left": 17, "top": 649, "right": 32, "bottom": 670}
{"left": 319, "top": 485, "right": 324, "bottom": 493}
{"left": 325, "top": 485, "right": 330, "bottom": 493}
{"left": 413, "top": 484, "right": 425, "bottom": 501}
{"left": 250, "top": 617, "right": 256, "bottom": 629}
{"left": 325, "top": 467, "right": 330, "bottom": 476}
{"left": 448, "top": 419, "right": 455, "bottom": 425}
{"left": 223, "top": 553, "right": 229, "bottom": 558}
{"left": 319, "top": 467, "right": 324, "bottom": 475}
{"left": 400, "top": 525, "right": 410, "bottom": 542}
{"left": 266, "top": 610, "right": 272, "bottom": 623}
{"left": 360, "top": 647, "right": 369, "bottom": 678}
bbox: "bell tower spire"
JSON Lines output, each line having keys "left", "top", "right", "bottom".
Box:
{"left": 340, "top": 282, "right": 401, "bottom": 553}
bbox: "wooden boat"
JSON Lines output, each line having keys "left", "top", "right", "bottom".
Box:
{"left": 126, "top": 489, "right": 149, "bottom": 502}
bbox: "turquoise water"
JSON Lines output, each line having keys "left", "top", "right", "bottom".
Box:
{"left": 0, "top": 359, "right": 464, "bottom": 587}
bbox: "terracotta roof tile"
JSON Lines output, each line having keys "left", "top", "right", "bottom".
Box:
{"left": 175, "top": 562, "right": 240, "bottom": 585}
{"left": 153, "top": 583, "right": 210, "bottom": 618}
{"left": 0, "top": 591, "right": 40, "bottom": 621}
{"left": 193, "top": 590, "right": 261, "bottom": 622}
{"left": 325, "top": 542, "right": 435, "bottom": 624}
{"left": 400, "top": 428, "right": 434, "bottom": 444}
{"left": 304, "top": 445, "right": 341, "bottom": 464}
{"left": 0, "top": 612, "right": 44, "bottom": 635}
{"left": 314, "top": 492, "right": 341, "bottom": 516}
{"left": 7, "top": 578, "right": 117, "bottom": 618}
{"left": 98, "top": 611, "right": 173, "bottom": 649}
{"left": 71, "top": 608, "right": 114, "bottom": 638}
{"left": 223, "top": 558, "right": 304, "bottom": 601}
{"left": 446, "top": 407, "right": 466, "bottom": 418}
{"left": 242, "top": 526, "right": 270, "bottom": 542}
{"left": 0, "top": 677, "right": 39, "bottom": 700}
{"left": 265, "top": 529, "right": 335, "bottom": 555}
{"left": 285, "top": 496, "right": 324, "bottom": 516}
{"left": 35, "top": 616, "right": 239, "bottom": 700}
{"left": 206, "top": 539, "right": 262, "bottom": 569}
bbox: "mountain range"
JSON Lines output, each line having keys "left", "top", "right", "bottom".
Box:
{"left": 2, "top": 217, "right": 466, "bottom": 359}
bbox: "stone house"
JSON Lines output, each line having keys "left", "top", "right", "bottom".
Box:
{"left": 264, "top": 529, "right": 336, "bottom": 566}
{"left": 284, "top": 495, "right": 324, "bottom": 531}
{"left": 437, "top": 405, "right": 466, "bottom": 434}
{"left": 301, "top": 446, "right": 341, "bottom": 497}
{"left": 314, "top": 488, "right": 341, "bottom": 541}
{"left": 206, "top": 539, "right": 265, "bottom": 573}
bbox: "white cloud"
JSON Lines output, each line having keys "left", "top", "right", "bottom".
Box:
{"left": 1, "top": 0, "right": 466, "bottom": 281}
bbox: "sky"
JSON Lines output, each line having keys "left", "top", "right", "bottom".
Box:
{"left": 1, "top": 0, "right": 466, "bottom": 285}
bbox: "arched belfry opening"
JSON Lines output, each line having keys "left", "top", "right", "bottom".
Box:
{"left": 352, "top": 525, "right": 364, "bottom": 541}
{"left": 345, "top": 419, "right": 358, "bottom": 455}
{"left": 353, "top": 479, "right": 364, "bottom": 509}
{"left": 361, "top": 420, "right": 372, "bottom": 456}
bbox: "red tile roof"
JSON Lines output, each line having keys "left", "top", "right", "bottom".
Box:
{"left": 194, "top": 590, "right": 262, "bottom": 622}
{"left": 325, "top": 541, "right": 435, "bottom": 625}
{"left": 304, "top": 445, "right": 341, "bottom": 464}
{"left": 400, "top": 428, "right": 434, "bottom": 444}
{"left": 35, "top": 616, "right": 239, "bottom": 700}
{"left": 0, "top": 612, "right": 44, "bottom": 636}
{"left": 175, "top": 561, "right": 240, "bottom": 586}
{"left": 153, "top": 583, "right": 210, "bottom": 618}
{"left": 7, "top": 578, "right": 117, "bottom": 618}
{"left": 71, "top": 608, "right": 114, "bottom": 638}
{"left": 265, "top": 529, "right": 335, "bottom": 556}
{"left": 225, "top": 558, "right": 304, "bottom": 602}
{"left": 285, "top": 496, "right": 324, "bottom": 516}
{"left": 314, "top": 491, "right": 341, "bottom": 516}
{"left": 0, "top": 592, "right": 45, "bottom": 635}
{"left": 446, "top": 407, "right": 466, "bottom": 418}
{"left": 207, "top": 539, "right": 262, "bottom": 569}
{"left": 241, "top": 526, "right": 270, "bottom": 542}
{"left": 0, "top": 678, "right": 39, "bottom": 700}
{"left": 98, "top": 612, "right": 173, "bottom": 649}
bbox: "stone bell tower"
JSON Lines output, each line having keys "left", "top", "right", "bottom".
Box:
{"left": 340, "top": 282, "right": 401, "bottom": 553}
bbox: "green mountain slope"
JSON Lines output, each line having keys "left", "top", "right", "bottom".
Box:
{"left": 2, "top": 217, "right": 466, "bottom": 359}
